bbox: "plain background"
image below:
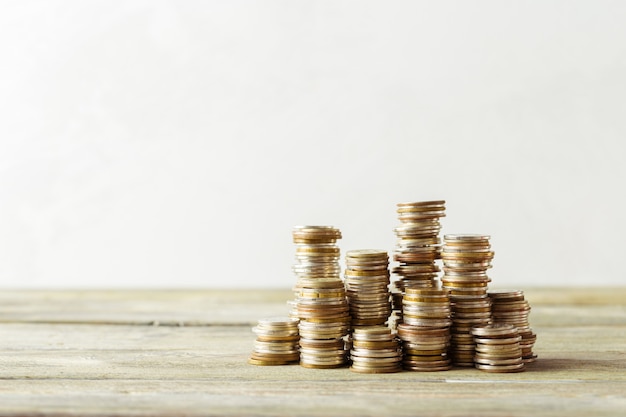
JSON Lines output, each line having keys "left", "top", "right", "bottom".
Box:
{"left": 1, "top": 1, "right": 625, "bottom": 288}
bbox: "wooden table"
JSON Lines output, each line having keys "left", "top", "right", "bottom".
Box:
{"left": 0, "top": 288, "right": 624, "bottom": 416}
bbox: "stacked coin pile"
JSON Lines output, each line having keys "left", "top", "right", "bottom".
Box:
{"left": 290, "top": 225, "right": 343, "bottom": 319}
{"left": 292, "top": 226, "right": 342, "bottom": 282}
{"left": 295, "top": 277, "right": 350, "bottom": 368}
{"left": 441, "top": 234, "right": 494, "bottom": 366}
{"left": 471, "top": 323, "right": 525, "bottom": 373}
{"left": 488, "top": 290, "right": 537, "bottom": 363}
{"left": 249, "top": 317, "right": 300, "bottom": 366}
{"left": 441, "top": 234, "right": 493, "bottom": 296}
{"left": 350, "top": 326, "right": 402, "bottom": 373}
{"left": 447, "top": 295, "right": 492, "bottom": 366}
{"left": 344, "top": 250, "right": 392, "bottom": 327}
{"left": 398, "top": 288, "right": 452, "bottom": 371}
{"left": 291, "top": 225, "right": 350, "bottom": 369}
{"left": 390, "top": 201, "right": 446, "bottom": 324}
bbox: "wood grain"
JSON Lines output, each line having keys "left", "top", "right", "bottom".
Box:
{"left": 0, "top": 288, "right": 624, "bottom": 416}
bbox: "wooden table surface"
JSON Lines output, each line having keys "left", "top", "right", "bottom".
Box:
{"left": 0, "top": 288, "right": 624, "bottom": 416}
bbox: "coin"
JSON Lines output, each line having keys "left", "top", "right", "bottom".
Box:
{"left": 471, "top": 323, "right": 516, "bottom": 337}
{"left": 471, "top": 323, "right": 525, "bottom": 373}
{"left": 475, "top": 363, "right": 525, "bottom": 373}
{"left": 289, "top": 226, "right": 349, "bottom": 369}
{"left": 250, "top": 352, "right": 301, "bottom": 361}
{"left": 350, "top": 364, "right": 403, "bottom": 373}
{"left": 403, "top": 365, "right": 452, "bottom": 372}
{"left": 300, "top": 362, "right": 347, "bottom": 369}
{"left": 441, "top": 234, "right": 497, "bottom": 366}
{"left": 474, "top": 356, "right": 523, "bottom": 366}
{"left": 351, "top": 348, "right": 402, "bottom": 358}
{"left": 488, "top": 289, "right": 537, "bottom": 363}
{"left": 349, "top": 326, "right": 402, "bottom": 373}
{"left": 397, "top": 286, "right": 451, "bottom": 371}
{"left": 345, "top": 249, "right": 391, "bottom": 327}
{"left": 248, "top": 358, "right": 298, "bottom": 366}
{"left": 391, "top": 201, "right": 446, "bottom": 326}
{"left": 249, "top": 316, "right": 302, "bottom": 366}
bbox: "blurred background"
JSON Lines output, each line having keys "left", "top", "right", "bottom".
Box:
{"left": 1, "top": 1, "right": 624, "bottom": 288}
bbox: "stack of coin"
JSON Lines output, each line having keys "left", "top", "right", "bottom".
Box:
{"left": 448, "top": 295, "right": 492, "bottom": 366}
{"left": 249, "top": 317, "right": 300, "bottom": 366}
{"left": 441, "top": 234, "right": 494, "bottom": 366}
{"left": 471, "top": 323, "right": 525, "bottom": 373}
{"left": 292, "top": 226, "right": 342, "bottom": 282}
{"left": 350, "top": 326, "right": 402, "bottom": 373}
{"left": 344, "top": 250, "right": 392, "bottom": 327}
{"left": 398, "top": 288, "right": 452, "bottom": 371}
{"left": 290, "top": 226, "right": 350, "bottom": 368}
{"left": 488, "top": 289, "right": 537, "bottom": 363}
{"left": 390, "top": 201, "right": 446, "bottom": 325}
{"left": 295, "top": 277, "right": 351, "bottom": 368}
{"left": 441, "top": 234, "right": 493, "bottom": 296}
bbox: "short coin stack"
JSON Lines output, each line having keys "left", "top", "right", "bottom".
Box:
{"left": 441, "top": 234, "right": 493, "bottom": 296}
{"left": 441, "top": 234, "right": 494, "bottom": 366}
{"left": 292, "top": 226, "right": 342, "bottom": 282}
{"left": 398, "top": 288, "right": 452, "bottom": 371}
{"left": 390, "top": 201, "right": 446, "bottom": 325}
{"left": 344, "top": 250, "right": 392, "bottom": 327}
{"left": 488, "top": 289, "right": 537, "bottom": 363}
{"left": 471, "top": 323, "right": 525, "bottom": 373}
{"left": 350, "top": 326, "right": 402, "bottom": 373}
{"left": 249, "top": 317, "right": 300, "bottom": 366}
{"left": 295, "top": 277, "right": 350, "bottom": 368}
{"left": 447, "top": 295, "right": 492, "bottom": 366}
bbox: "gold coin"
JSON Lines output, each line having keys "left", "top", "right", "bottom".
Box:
{"left": 352, "top": 340, "right": 400, "bottom": 350}
{"left": 474, "top": 356, "right": 523, "bottom": 366}
{"left": 346, "top": 249, "right": 388, "bottom": 258}
{"left": 475, "top": 363, "right": 525, "bottom": 373}
{"left": 250, "top": 352, "right": 300, "bottom": 362}
{"left": 293, "top": 238, "right": 339, "bottom": 244}
{"left": 351, "top": 356, "right": 402, "bottom": 365}
{"left": 350, "top": 364, "right": 402, "bottom": 374}
{"left": 300, "top": 362, "right": 346, "bottom": 369}
{"left": 404, "top": 288, "right": 447, "bottom": 296}
{"left": 248, "top": 358, "right": 298, "bottom": 366}
{"left": 403, "top": 364, "right": 452, "bottom": 372}
{"left": 296, "top": 278, "right": 345, "bottom": 289}
{"left": 303, "top": 316, "right": 351, "bottom": 324}
{"left": 444, "top": 234, "right": 490, "bottom": 241}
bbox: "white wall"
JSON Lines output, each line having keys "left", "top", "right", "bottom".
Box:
{"left": 1, "top": 1, "right": 625, "bottom": 288}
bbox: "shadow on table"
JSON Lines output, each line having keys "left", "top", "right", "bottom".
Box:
{"left": 524, "top": 357, "right": 624, "bottom": 373}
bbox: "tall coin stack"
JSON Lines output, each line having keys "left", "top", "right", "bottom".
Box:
{"left": 350, "top": 326, "right": 402, "bottom": 373}
{"left": 344, "top": 250, "right": 392, "bottom": 327}
{"left": 441, "top": 234, "right": 494, "bottom": 366}
{"left": 398, "top": 288, "right": 452, "bottom": 371}
{"left": 292, "top": 226, "right": 350, "bottom": 369}
{"left": 471, "top": 323, "right": 525, "bottom": 373}
{"left": 390, "top": 201, "right": 446, "bottom": 326}
{"left": 249, "top": 317, "right": 300, "bottom": 366}
{"left": 488, "top": 290, "right": 537, "bottom": 363}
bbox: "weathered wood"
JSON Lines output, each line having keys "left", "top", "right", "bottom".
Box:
{"left": 0, "top": 289, "right": 293, "bottom": 325}
{"left": 0, "top": 289, "right": 624, "bottom": 416}
{"left": 0, "top": 288, "right": 624, "bottom": 325}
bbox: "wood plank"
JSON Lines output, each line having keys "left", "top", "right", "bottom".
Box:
{"left": 0, "top": 289, "right": 624, "bottom": 416}
{"left": 0, "top": 288, "right": 624, "bottom": 326}
{"left": 0, "top": 289, "right": 293, "bottom": 325}
{"left": 521, "top": 287, "right": 626, "bottom": 305}
{"left": 0, "top": 322, "right": 624, "bottom": 416}
{"left": 0, "top": 324, "right": 624, "bottom": 380}
{"left": 0, "top": 378, "right": 624, "bottom": 417}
